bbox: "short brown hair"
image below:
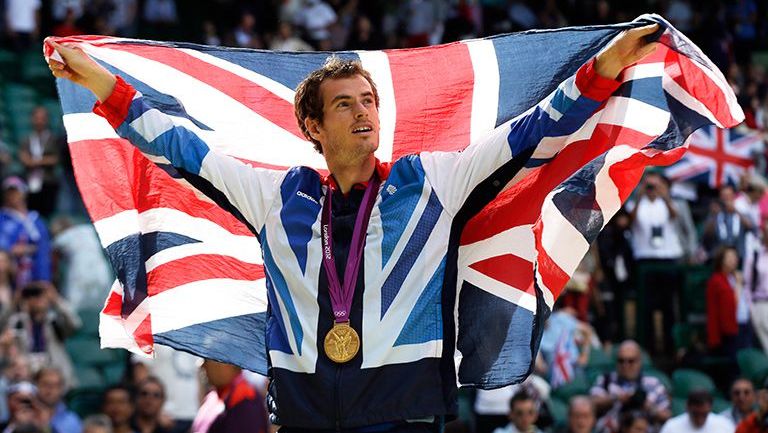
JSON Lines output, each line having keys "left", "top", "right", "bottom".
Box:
{"left": 294, "top": 57, "right": 380, "bottom": 153}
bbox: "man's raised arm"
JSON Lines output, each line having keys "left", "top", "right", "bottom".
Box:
{"left": 420, "top": 24, "right": 659, "bottom": 215}
{"left": 47, "top": 41, "right": 284, "bottom": 233}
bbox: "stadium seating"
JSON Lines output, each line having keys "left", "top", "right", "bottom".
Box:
{"left": 736, "top": 348, "right": 768, "bottom": 386}
{"left": 671, "top": 368, "right": 717, "bottom": 398}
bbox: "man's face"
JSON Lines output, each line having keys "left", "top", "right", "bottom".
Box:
{"left": 509, "top": 399, "right": 537, "bottom": 431}
{"left": 687, "top": 402, "right": 711, "bottom": 428}
{"left": 720, "top": 186, "right": 736, "bottom": 212}
{"left": 36, "top": 371, "right": 64, "bottom": 407}
{"left": 3, "top": 188, "right": 25, "bottom": 209}
{"left": 625, "top": 418, "right": 649, "bottom": 433}
{"left": 308, "top": 75, "right": 380, "bottom": 164}
{"left": 616, "top": 346, "right": 642, "bottom": 381}
{"left": 103, "top": 389, "right": 134, "bottom": 425}
{"left": 568, "top": 402, "right": 595, "bottom": 433}
{"left": 31, "top": 108, "right": 48, "bottom": 132}
{"left": 135, "top": 381, "right": 165, "bottom": 418}
{"left": 731, "top": 380, "right": 755, "bottom": 413}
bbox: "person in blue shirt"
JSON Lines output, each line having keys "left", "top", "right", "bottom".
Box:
{"left": 35, "top": 366, "right": 82, "bottom": 433}
{"left": 0, "top": 177, "right": 51, "bottom": 289}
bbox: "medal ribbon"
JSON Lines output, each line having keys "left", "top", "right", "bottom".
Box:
{"left": 321, "top": 174, "right": 380, "bottom": 323}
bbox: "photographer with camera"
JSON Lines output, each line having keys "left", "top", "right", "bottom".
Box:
{"left": 627, "top": 172, "right": 684, "bottom": 355}
{"left": 736, "top": 379, "right": 768, "bottom": 433}
{"left": 0, "top": 381, "right": 55, "bottom": 433}
{"left": 0, "top": 282, "right": 80, "bottom": 387}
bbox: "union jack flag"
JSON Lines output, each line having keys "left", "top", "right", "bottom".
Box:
{"left": 665, "top": 125, "right": 760, "bottom": 188}
{"left": 47, "top": 14, "right": 742, "bottom": 387}
{"left": 550, "top": 331, "right": 575, "bottom": 388}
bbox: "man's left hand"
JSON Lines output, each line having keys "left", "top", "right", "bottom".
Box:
{"left": 595, "top": 24, "right": 660, "bottom": 79}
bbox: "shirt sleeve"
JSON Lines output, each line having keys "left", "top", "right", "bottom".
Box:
{"left": 419, "top": 57, "right": 621, "bottom": 216}
{"left": 93, "top": 76, "right": 286, "bottom": 232}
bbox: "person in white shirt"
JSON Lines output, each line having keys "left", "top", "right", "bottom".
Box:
{"left": 627, "top": 171, "right": 683, "bottom": 354}
{"left": 5, "top": 0, "right": 40, "bottom": 51}
{"left": 660, "top": 390, "right": 735, "bottom": 433}
{"left": 745, "top": 224, "right": 768, "bottom": 352}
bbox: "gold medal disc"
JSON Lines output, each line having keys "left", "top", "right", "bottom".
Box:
{"left": 324, "top": 322, "right": 360, "bottom": 363}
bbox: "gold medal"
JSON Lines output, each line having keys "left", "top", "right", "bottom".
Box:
{"left": 323, "top": 322, "right": 360, "bottom": 363}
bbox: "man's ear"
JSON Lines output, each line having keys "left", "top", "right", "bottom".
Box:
{"left": 304, "top": 117, "right": 321, "bottom": 140}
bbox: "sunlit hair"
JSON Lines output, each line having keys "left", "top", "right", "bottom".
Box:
{"left": 294, "top": 56, "right": 380, "bottom": 154}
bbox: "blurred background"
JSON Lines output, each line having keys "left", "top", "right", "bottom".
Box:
{"left": 0, "top": 0, "right": 767, "bottom": 433}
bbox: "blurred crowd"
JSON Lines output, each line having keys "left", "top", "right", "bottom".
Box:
{"left": 0, "top": 0, "right": 767, "bottom": 432}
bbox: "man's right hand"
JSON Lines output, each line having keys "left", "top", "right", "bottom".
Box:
{"left": 46, "top": 40, "right": 117, "bottom": 102}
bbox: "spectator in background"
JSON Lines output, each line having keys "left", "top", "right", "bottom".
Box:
{"left": 736, "top": 378, "right": 768, "bottom": 433}
{"left": 52, "top": 0, "right": 85, "bottom": 23}
{"left": 704, "top": 184, "right": 753, "bottom": 261}
{"left": 558, "top": 396, "right": 596, "bottom": 433}
{"left": 83, "top": 414, "right": 113, "bottom": 433}
{"left": 745, "top": 224, "right": 768, "bottom": 352}
{"left": 0, "top": 177, "right": 52, "bottom": 289}
{"left": 628, "top": 171, "right": 683, "bottom": 354}
{"left": 5, "top": 0, "right": 41, "bottom": 51}
{"left": 293, "top": 0, "right": 337, "bottom": 49}
{"left": 50, "top": 217, "right": 112, "bottom": 311}
{"left": 507, "top": 0, "right": 538, "bottom": 31}
{"left": 233, "top": 12, "right": 262, "bottom": 49}
{"left": 617, "top": 410, "right": 652, "bottom": 433}
{"left": 18, "top": 106, "right": 62, "bottom": 219}
{"left": 52, "top": 8, "right": 84, "bottom": 37}
{"left": 101, "top": 385, "right": 137, "bottom": 433}
{"left": 539, "top": 299, "right": 593, "bottom": 388}
{"left": 664, "top": 0, "right": 694, "bottom": 32}
{"left": 34, "top": 366, "right": 81, "bottom": 433}
{"left": 493, "top": 390, "right": 542, "bottom": 433}
{"left": 474, "top": 377, "right": 551, "bottom": 433}
{"left": 660, "top": 390, "right": 735, "bottom": 433}
{"left": 202, "top": 21, "right": 221, "bottom": 46}
{"left": 347, "top": 15, "right": 383, "bottom": 51}
{"left": 0, "top": 251, "right": 16, "bottom": 311}
{"left": 560, "top": 243, "right": 601, "bottom": 322}
{"left": 132, "top": 377, "right": 173, "bottom": 433}
{"left": 0, "top": 139, "right": 13, "bottom": 183}
{"left": 109, "top": 0, "right": 138, "bottom": 37}
{"left": 0, "top": 381, "right": 53, "bottom": 433}
{"left": 706, "top": 246, "right": 752, "bottom": 359}
{"left": 595, "top": 210, "right": 633, "bottom": 344}
{"left": 133, "top": 346, "right": 199, "bottom": 433}
{"left": 590, "top": 340, "right": 671, "bottom": 432}
{"left": 142, "top": 0, "right": 178, "bottom": 40}
{"left": 735, "top": 175, "right": 767, "bottom": 231}
{"left": 721, "top": 378, "right": 756, "bottom": 425}
{"left": 1, "top": 282, "right": 80, "bottom": 386}
{"left": 197, "top": 360, "right": 268, "bottom": 433}
{"left": 269, "top": 22, "right": 312, "bottom": 52}
{"left": 398, "top": 0, "right": 441, "bottom": 47}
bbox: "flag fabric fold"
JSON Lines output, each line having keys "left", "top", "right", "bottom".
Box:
{"left": 48, "top": 13, "right": 742, "bottom": 388}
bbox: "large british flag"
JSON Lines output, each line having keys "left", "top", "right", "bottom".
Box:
{"left": 665, "top": 125, "right": 761, "bottom": 188}
{"left": 49, "top": 14, "right": 742, "bottom": 388}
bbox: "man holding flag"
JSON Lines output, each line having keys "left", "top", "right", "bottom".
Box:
{"left": 45, "top": 17, "right": 738, "bottom": 430}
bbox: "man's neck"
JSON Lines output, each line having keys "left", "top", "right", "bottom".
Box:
{"left": 327, "top": 155, "right": 376, "bottom": 194}
{"left": 135, "top": 415, "right": 158, "bottom": 432}
{"left": 114, "top": 424, "right": 134, "bottom": 433}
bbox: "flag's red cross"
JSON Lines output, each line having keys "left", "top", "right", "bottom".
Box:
{"left": 688, "top": 128, "right": 753, "bottom": 188}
